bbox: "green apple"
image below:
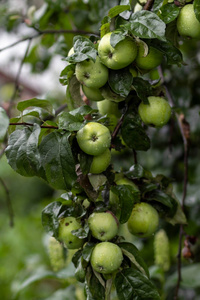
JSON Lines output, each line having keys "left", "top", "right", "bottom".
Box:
{"left": 75, "top": 56, "right": 109, "bottom": 88}
{"left": 82, "top": 85, "right": 104, "bottom": 102}
{"left": 76, "top": 122, "right": 111, "bottom": 156}
{"left": 100, "top": 84, "right": 125, "bottom": 103}
{"left": 129, "top": 66, "right": 138, "bottom": 77}
{"left": 58, "top": 217, "right": 85, "bottom": 249}
{"left": 177, "top": 4, "right": 200, "bottom": 39}
{"left": 90, "top": 148, "right": 111, "bottom": 174}
{"left": 88, "top": 211, "right": 119, "bottom": 241}
{"left": 127, "top": 202, "right": 159, "bottom": 238}
{"left": 98, "top": 32, "right": 138, "bottom": 70}
{"left": 90, "top": 242, "right": 123, "bottom": 274}
{"left": 135, "top": 44, "right": 163, "bottom": 70}
{"left": 97, "top": 99, "right": 120, "bottom": 117}
{"left": 138, "top": 96, "right": 171, "bottom": 128}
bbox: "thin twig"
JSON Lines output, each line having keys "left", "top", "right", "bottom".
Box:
{"left": 9, "top": 122, "right": 58, "bottom": 129}
{"left": 143, "top": 0, "right": 155, "bottom": 10}
{"left": 0, "top": 177, "right": 14, "bottom": 227}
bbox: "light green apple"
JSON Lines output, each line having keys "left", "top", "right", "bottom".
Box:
{"left": 90, "top": 148, "right": 111, "bottom": 174}
{"left": 97, "top": 99, "right": 120, "bottom": 117}
{"left": 76, "top": 122, "right": 111, "bottom": 156}
{"left": 75, "top": 56, "right": 108, "bottom": 88}
{"left": 58, "top": 216, "right": 85, "bottom": 249}
{"left": 98, "top": 32, "right": 138, "bottom": 70}
{"left": 82, "top": 85, "right": 104, "bottom": 102}
{"left": 90, "top": 242, "right": 123, "bottom": 274}
{"left": 135, "top": 44, "right": 163, "bottom": 70}
{"left": 177, "top": 4, "right": 200, "bottom": 39}
{"left": 88, "top": 211, "right": 119, "bottom": 241}
{"left": 138, "top": 96, "right": 171, "bottom": 128}
{"left": 127, "top": 202, "right": 159, "bottom": 238}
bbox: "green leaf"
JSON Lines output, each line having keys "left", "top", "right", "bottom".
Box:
{"left": 194, "top": 0, "right": 200, "bottom": 22}
{"left": 66, "top": 36, "right": 97, "bottom": 63}
{"left": 80, "top": 152, "right": 93, "bottom": 174}
{"left": 41, "top": 201, "right": 63, "bottom": 238}
{"left": 39, "top": 131, "right": 77, "bottom": 190}
{"left": 150, "top": 39, "right": 183, "bottom": 65}
{"left": 0, "top": 107, "right": 9, "bottom": 141}
{"left": 70, "top": 105, "right": 97, "bottom": 117}
{"left": 165, "top": 195, "right": 187, "bottom": 225}
{"left": 110, "top": 31, "right": 126, "bottom": 48}
{"left": 66, "top": 76, "right": 84, "bottom": 111}
{"left": 115, "top": 268, "right": 161, "bottom": 300}
{"left": 17, "top": 98, "right": 54, "bottom": 115}
{"left": 157, "top": 4, "right": 180, "bottom": 24}
{"left": 44, "top": 286, "right": 76, "bottom": 300}
{"left": 85, "top": 271, "right": 105, "bottom": 300}
{"left": 82, "top": 242, "right": 95, "bottom": 262}
{"left": 119, "top": 242, "right": 149, "bottom": 277}
{"left": 127, "top": 11, "right": 166, "bottom": 40}
{"left": 132, "top": 77, "right": 152, "bottom": 103}
{"left": 72, "top": 223, "right": 89, "bottom": 239}
{"left": 125, "top": 164, "right": 153, "bottom": 179}
{"left": 59, "top": 63, "right": 75, "bottom": 86}
{"left": 121, "top": 112, "right": 151, "bottom": 151}
{"left": 58, "top": 112, "right": 83, "bottom": 131}
{"left": 108, "top": 68, "right": 133, "bottom": 97}
{"left": 108, "top": 5, "right": 130, "bottom": 18}
{"left": 111, "top": 185, "right": 140, "bottom": 223}
{"left": 88, "top": 174, "right": 107, "bottom": 191}
{"left": 153, "top": 0, "right": 165, "bottom": 12}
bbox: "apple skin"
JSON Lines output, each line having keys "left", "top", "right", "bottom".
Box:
{"left": 127, "top": 202, "right": 159, "bottom": 238}
{"left": 75, "top": 56, "right": 108, "bottom": 89}
{"left": 90, "top": 148, "right": 111, "bottom": 174}
{"left": 90, "top": 242, "right": 123, "bottom": 274}
{"left": 138, "top": 96, "right": 171, "bottom": 128}
{"left": 76, "top": 122, "right": 111, "bottom": 156}
{"left": 82, "top": 85, "right": 104, "bottom": 102}
{"left": 98, "top": 32, "right": 138, "bottom": 70}
{"left": 135, "top": 44, "right": 163, "bottom": 70}
{"left": 177, "top": 4, "right": 200, "bottom": 39}
{"left": 88, "top": 211, "right": 119, "bottom": 241}
{"left": 58, "top": 217, "right": 85, "bottom": 249}
{"left": 97, "top": 99, "right": 120, "bottom": 117}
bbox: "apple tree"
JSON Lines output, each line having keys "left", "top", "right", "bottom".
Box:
{"left": 1, "top": 0, "right": 200, "bottom": 299}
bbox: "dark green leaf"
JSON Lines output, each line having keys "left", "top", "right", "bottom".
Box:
{"left": 125, "top": 164, "right": 153, "bottom": 179}
{"left": 157, "top": 4, "right": 180, "bottom": 24}
{"left": 119, "top": 242, "right": 149, "bottom": 277}
{"left": 111, "top": 185, "right": 140, "bottom": 223}
{"left": 82, "top": 242, "right": 96, "bottom": 262}
{"left": 85, "top": 271, "right": 105, "bottom": 300}
{"left": 39, "top": 131, "right": 77, "bottom": 190}
{"left": 17, "top": 98, "right": 54, "bottom": 115}
{"left": 70, "top": 105, "right": 97, "bottom": 117}
{"left": 80, "top": 151, "right": 93, "bottom": 174}
{"left": 109, "top": 68, "right": 133, "bottom": 97}
{"left": 0, "top": 107, "right": 9, "bottom": 141}
{"left": 59, "top": 63, "right": 75, "bottom": 86}
{"left": 132, "top": 77, "right": 152, "bottom": 103}
{"left": 194, "top": 0, "right": 200, "bottom": 22}
{"left": 41, "top": 201, "right": 63, "bottom": 238}
{"left": 66, "top": 76, "right": 84, "bottom": 111}
{"left": 115, "top": 268, "right": 160, "bottom": 300}
{"left": 75, "top": 257, "right": 86, "bottom": 283}
{"left": 72, "top": 223, "right": 89, "bottom": 239}
{"left": 153, "top": 0, "right": 165, "bottom": 12}
{"left": 127, "top": 11, "right": 166, "bottom": 40}
{"left": 66, "top": 36, "right": 97, "bottom": 63}
{"left": 150, "top": 39, "right": 183, "bottom": 65}
{"left": 121, "top": 112, "right": 151, "bottom": 151}
{"left": 108, "top": 5, "right": 130, "bottom": 18}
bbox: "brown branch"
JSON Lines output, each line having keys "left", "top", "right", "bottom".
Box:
{"left": 111, "top": 106, "right": 128, "bottom": 147}
{"left": 143, "top": 0, "right": 155, "bottom": 11}
{"left": 9, "top": 122, "right": 58, "bottom": 129}
{"left": 0, "top": 177, "right": 14, "bottom": 227}
{"left": 158, "top": 66, "right": 190, "bottom": 300}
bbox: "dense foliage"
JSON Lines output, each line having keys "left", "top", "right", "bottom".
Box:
{"left": 1, "top": 0, "right": 200, "bottom": 299}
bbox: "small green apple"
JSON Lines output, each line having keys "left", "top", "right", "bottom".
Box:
{"left": 88, "top": 211, "right": 119, "bottom": 241}
{"left": 98, "top": 32, "right": 138, "bottom": 70}
{"left": 127, "top": 202, "right": 159, "bottom": 238}
{"left": 76, "top": 122, "right": 111, "bottom": 156}
{"left": 82, "top": 85, "right": 104, "bottom": 102}
{"left": 135, "top": 44, "right": 163, "bottom": 70}
{"left": 90, "top": 242, "right": 123, "bottom": 274}
{"left": 97, "top": 99, "right": 120, "bottom": 117}
{"left": 90, "top": 148, "right": 111, "bottom": 174}
{"left": 75, "top": 56, "right": 109, "bottom": 88}
{"left": 138, "top": 96, "right": 171, "bottom": 128}
{"left": 177, "top": 4, "right": 200, "bottom": 39}
{"left": 58, "top": 217, "right": 85, "bottom": 249}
